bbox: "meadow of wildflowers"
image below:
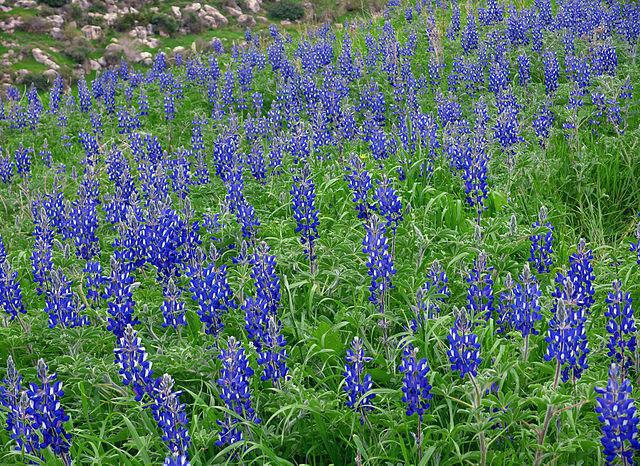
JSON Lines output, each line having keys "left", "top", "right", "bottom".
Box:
{"left": 1, "top": 0, "right": 640, "bottom": 463}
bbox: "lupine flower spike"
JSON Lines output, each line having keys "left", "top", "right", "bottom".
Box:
{"left": 344, "top": 336, "right": 375, "bottom": 424}
{"left": 399, "top": 344, "right": 432, "bottom": 461}
{"left": 595, "top": 363, "right": 639, "bottom": 466}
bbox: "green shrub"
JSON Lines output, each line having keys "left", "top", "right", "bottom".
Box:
{"left": 63, "top": 40, "right": 93, "bottom": 64}
{"left": 113, "top": 13, "right": 139, "bottom": 33}
{"left": 267, "top": 0, "right": 305, "bottom": 21}
{"left": 17, "top": 17, "right": 50, "bottom": 34}
{"left": 20, "top": 72, "right": 50, "bottom": 91}
{"left": 182, "top": 11, "right": 206, "bottom": 34}
{"left": 150, "top": 13, "right": 179, "bottom": 35}
{"left": 37, "top": 0, "right": 67, "bottom": 7}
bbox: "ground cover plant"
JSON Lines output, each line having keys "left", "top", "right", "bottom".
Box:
{"left": 1, "top": 0, "right": 640, "bottom": 464}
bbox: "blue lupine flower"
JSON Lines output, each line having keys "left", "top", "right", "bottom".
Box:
{"left": 26, "top": 359, "right": 72, "bottom": 462}
{"left": 244, "top": 298, "right": 288, "bottom": 384}
{"left": 533, "top": 105, "right": 554, "bottom": 147}
{"left": 84, "top": 260, "right": 106, "bottom": 303}
{"left": 362, "top": 215, "right": 396, "bottom": 316}
{"left": 605, "top": 280, "right": 636, "bottom": 370}
{"left": 161, "top": 279, "right": 187, "bottom": 329}
{"left": 461, "top": 136, "right": 489, "bottom": 221}
{"left": 115, "top": 324, "right": 154, "bottom": 401}
{"left": 104, "top": 257, "right": 139, "bottom": 338}
{"left": 567, "top": 238, "right": 595, "bottom": 311}
{"left": 512, "top": 264, "right": 542, "bottom": 340}
{"left": 14, "top": 145, "right": 32, "bottom": 179}
{"left": 152, "top": 374, "right": 191, "bottom": 462}
{"left": 0, "top": 238, "right": 26, "bottom": 321}
{"left": 447, "top": 307, "right": 482, "bottom": 378}
{"left": 399, "top": 344, "right": 432, "bottom": 420}
{"left": 345, "top": 154, "right": 372, "bottom": 220}
{"left": 344, "top": 336, "right": 375, "bottom": 424}
{"left": 250, "top": 242, "right": 281, "bottom": 315}
{"left": 543, "top": 51, "right": 559, "bottom": 95}
{"left": 517, "top": 53, "right": 531, "bottom": 87}
{"left": 0, "top": 148, "right": 14, "bottom": 184}
{"left": 31, "top": 201, "right": 54, "bottom": 295}
{"left": 44, "top": 268, "right": 90, "bottom": 329}
{"left": 595, "top": 364, "right": 640, "bottom": 466}
{"left": 529, "top": 206, "right": 554, "bottom": 274}
{"left": 466, "top": 252, "right": 494, "bottom": 321}
{"left": 545, "top": 278, "right": 589, "bottom": 383}
{"left": 216, "top": 337, "right": 260, "bottom": 447}
{"left": 187, "top": 247, "right": 235, "bottom": 338}
{"left": 373, "top": 176, "right": 403, "bottom": 236}
{"left": 411, "top": 260, "right": 449, "bottom": 330}
{"left": 0, "top": 356, "right": 40, "bottom": 457}
{"left": 461, "top": 14, "right": 479, "bottom": 53}
{"left": 291, "top": 174, "right": 320, "bottom": 271}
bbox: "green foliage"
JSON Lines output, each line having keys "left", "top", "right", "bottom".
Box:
{"left": 266, "top": 0, "right": 305, "bottom": 21}
{"left": 37, "top": 0, "right": 67, "bottom": 7}
{"left": 112, "top": 13, "right": 139, "bottom": 33}
{"left": 150, "top": 13, "right": 179, "bottom": 35}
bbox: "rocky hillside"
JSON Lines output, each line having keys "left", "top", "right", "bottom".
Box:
{"left": 0, "top": 0, "right": 383, "bottom": 88}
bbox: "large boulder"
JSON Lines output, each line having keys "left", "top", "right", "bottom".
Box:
{"left": 238, "top": 14, "right": 256, "bottom": 27}
{"left": 201, "top": 5, "right": 228, "bottom": 26}
{"left": 32, "top": 48, "right": 60, "bottom": 71}
{"left": 81, "top": 25, "right": 103, "bottom": 41}
{"left": 184, "top": 2, "right": 201, "bottom": 13}
{"left": 225, "top": 6, "right": 242, "bottom": 17}
{"left": 171, "top": 6, "right": 181, "bottom": 18}
{"left": 47, "top": 15, "right": 64, "bottom": 29}
{"left": 245, "top": 0, "right": 261, "bottom": 13}
{"left": 138, "top": 51, "right": 153, "bottom": 66}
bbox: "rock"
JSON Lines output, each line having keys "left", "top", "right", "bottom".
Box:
{"left": 15, "top": 69, "right": 30, "bottom": 83}
{"left": 51, "top": 27, "right": 64, "bottom": 40}
{"left": 70, "top": 0, "right": 90, "bottom": 10}
{"left": 98, "top": 57, "right": 106, "bottom": 66}
{"left": 139, "top": 51, "right": 153, "bottom": 66}
{"left": 238, "top": 14, "right": 256, "bottom": 27}
{"left": 281, "top": 20, "right": 292, "bottom": 26}
{"left": 88, "top": 59, "right": 101, "bottom": 71}
{"left": 141, "top": 37, "right": 160, "bottom": 48}
{"left": 245, "top": 0, "right": 261, "bottom": 13}
{"left": 149, "top": 6, "right": 159, "bottom": 13}
{"left": 15, "top": 0, "right": 36, "bottom": 7}
{"left": 225, "top": 6, "right": 242, "bottom": 17}
{"left": 81, "top": 25, "right": 103, "bottom": 41}
{"left": 256, "top": 15, "right": 268, "bottom": 23}
{"left": 43, "top": 69, "right": 59, "bottom": 82}
{"left": 201, "top": 5, "right": 228, "bottom": 26}
{"left": 32, "top": 48, "right": 60, "bottom": 71}
{"left": 129, "top": 26, "right": 147, "bottom": 40}
{"left": 184, "top": 2, "right": 201, "bottom": 13}
{"left": 47, "top": 15, "right": 64, "bottom": 29}
{"left": 0, "top": 17, "right": 23, "bottom": 33}
{"left": 105, "top": 43, "right": 125, "bottom": 55}
{"left": 173, "top": 46, "right": 185, "bottom": 55}
{"left": 103, "top": 13, "right": 118, "bottom": 26}
{"left": 171, "top": 5, "right": 181, "bottom": 18}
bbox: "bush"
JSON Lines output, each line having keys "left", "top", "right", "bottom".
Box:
{"left": 113, "top": 13, "right": 139, "bottom": 33}
{"left": 150, "top": 13, "right": 179, "bottom": 35}
{"left": 37, "top": 0, "right": 67, "bottom": 7}
{"left": 20, "top": 72, "right": 50, "bottom": 91}
{"left": 17, "top": 17, "right": 50, "bottom": 34}
{"left": 182, "top": 11, "right": 206, "bottom": 34}
{"left": 63, "top": 39, "right": 93, "bottom": 64}
{"left": 267, "top": 0, "right": 305, "bottom": 21}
